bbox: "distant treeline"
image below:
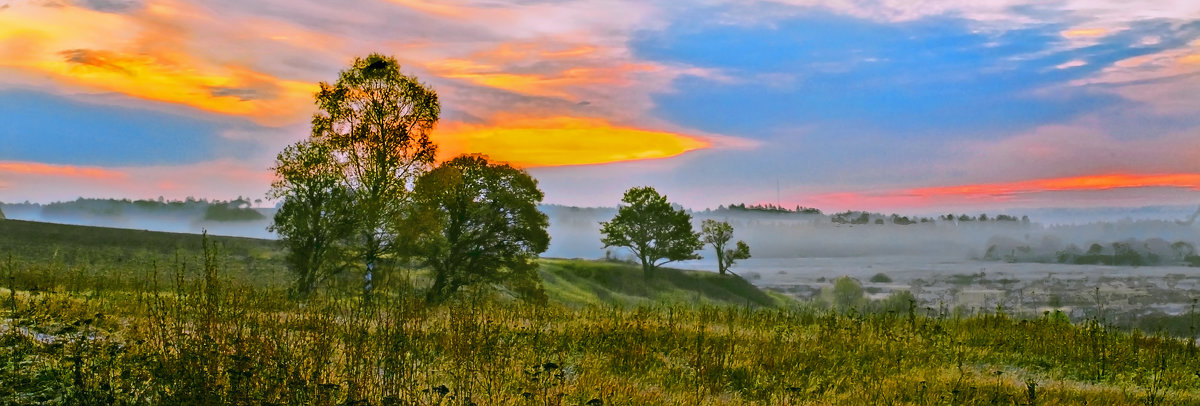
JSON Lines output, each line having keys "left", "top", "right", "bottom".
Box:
{"left": 714, "top": 203, "right": 823, "bottom": 215}
{"left": 2, "top": 197, "right": 266, "bottom": 222}
{"left": 830, "top": 211, "right": 1029, "bottom": 226}
{"left": 984, "top": 236, "right": 1200, "bottom": 267}
{"left": 711, "top": 204, "right": 1031, "bottom": 227}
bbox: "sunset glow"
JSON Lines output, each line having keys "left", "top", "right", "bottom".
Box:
{"left": 908, "top": 173, "right": 1200, "bottom": 198}
{"left": 435, "top": 116, "right": 710, "bottom": 167}
{"left": 0, "top": 2, "right": 316, "bottom": 126}
{"left": 805, "top": 173, "right": 1200, "bottom": 211}
{"left": 1, "top": 0, "right": 1198, "bottom": 211}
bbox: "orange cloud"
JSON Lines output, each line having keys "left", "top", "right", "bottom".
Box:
{"left": 0, "top": 162, "right": 127, "bottom": 180}
{"left": 434, "top": 116, "right": 711, "bottom": 167}
{"left": 1061, "top": 28, "right": 1108, "bottom": 38}
{"left": 0, "top": 2, "right": 316, "bottom": 126}
{"left": 386, "top": 0, "right": 473, "bottom": 18}
{"left": 429, "top": 58, "right": 656, "bottom": 99}
{"left": 426, "top": 40, "right": 655, "bottom": 100}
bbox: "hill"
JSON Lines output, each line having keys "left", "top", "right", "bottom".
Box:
{"left": 0, "top": 219, "right": 779, "bottom": 307}
{"left": 539, "top": 258, "right": 787, "bottom": 307}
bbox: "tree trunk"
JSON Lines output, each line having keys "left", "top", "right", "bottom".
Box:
{"left": 363, "top": 234, "right": 376, "bottom": 303}
{"left": 641, "top": 257, "right": 653, "bottom": 280}
{"left": 427, "top": 268, "right": 449, "bottom": 303}
{"left": 716, "top": 248, "right": 726, "bottom": 276}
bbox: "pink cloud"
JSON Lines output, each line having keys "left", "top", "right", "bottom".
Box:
{"left": 0, "top": 161, "right": 127, "bottom": 180}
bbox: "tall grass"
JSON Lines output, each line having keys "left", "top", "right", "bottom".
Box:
{"left": 2, "top": 223, "right": 1200, "bottom": 404}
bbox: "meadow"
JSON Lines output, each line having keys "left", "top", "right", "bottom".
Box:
{"left": 3, "top": 219, "right": 1200, "bottom": 405}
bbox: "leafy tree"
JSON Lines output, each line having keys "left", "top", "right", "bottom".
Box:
{"left": 700, "top": 219, "right": 750, "bottom": 276}
{"left": 267, "top": 141, "right": 355, "bottom": 298}
{"left": 405, "top": 155, "right": 550, "bottom": 303}
{"left": 310, "top": 53, "right": 440, "bottom": 298}
{"left": 600, "top": 186, "right": 702, "bottom": 279}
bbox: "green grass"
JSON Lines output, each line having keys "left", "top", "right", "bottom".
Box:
{"left": 2, "top": 219, "right": 1200, "bottom": 405}
{"left": 538, "top": 259, "right": 785, "bottom": 307}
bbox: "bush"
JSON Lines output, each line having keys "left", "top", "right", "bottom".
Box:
{"left": 825, "top": 276, "right": 865, "bottom": 311}
{"left": 869, "top": 272, "right": 892, "bottom": 283}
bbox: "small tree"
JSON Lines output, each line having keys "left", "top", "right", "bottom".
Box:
{"left": 700, "top": 219, "right": 750, "bottom": 276}
{"left": 600, "top": 186, "right": 702, "bottom": 279}
{"left": 267, "top": 141, "right": 355, "bottom": 298}
{"left": 406, "top": 155, "right": 550, "bottom": 303}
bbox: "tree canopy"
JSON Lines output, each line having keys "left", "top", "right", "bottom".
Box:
{"left": 309, "top": 53, "right": 440, "bottom": 297}
{"left": 267, "top": 141, "right": 354, "bottom": 297}
{"left": 701, "top": 219, "right": 750, "bottom": 276}
{"left": 405, "top": 155, "right": 550, "bottom": 303}
{"left": 600, "top": 186, "right": 702, "bottom": 279}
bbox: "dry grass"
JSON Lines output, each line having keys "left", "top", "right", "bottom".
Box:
{"left": 2, "top": 221, "right": 1200, "bottom": 404}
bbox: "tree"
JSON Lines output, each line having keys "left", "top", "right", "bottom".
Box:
{"left": 600, "top": 187, "right": 702, "bottom": 279}
{"left": 700, "top": 219, "right": 750, "bottom": 276}
{"left": 405, "top": 155, "right": 550, "bottom": 303}
{"left": 267, "top": 141, "right": 355, "bottom": 298}
{"left": 310, "top": 53, "right": 440, "bottom": 298}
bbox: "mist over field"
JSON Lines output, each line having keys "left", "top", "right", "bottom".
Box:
{"left": 0, "top": 198, "right": 277, "bottom": 240}
{"left": 542, "top": 204, "right": 1200, "bottom": 261}
{"left": 10, "top": 197, "right": 1200, "bottom": 326}
{"left": 7, "top": 199, "right": 1200, "bottom": 263}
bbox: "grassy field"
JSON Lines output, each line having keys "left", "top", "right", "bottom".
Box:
{"left": 3, "top": 219, "right": 1200, "bottom": 405}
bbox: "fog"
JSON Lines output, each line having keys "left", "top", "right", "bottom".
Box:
{"left": 8, "top": 198, "right": 1200, "bottom": 323}
{"left": 7, "top": 199, "right": 1200, "bottom": 265}
{"left": 542, "top": 204, "right": 1200, "bottom": 263}
{"left": 1, "top": 199, "right": 276, "bottom": 239}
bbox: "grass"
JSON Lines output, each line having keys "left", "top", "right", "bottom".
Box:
{"left": 2, "top": 219, "right": 1200, "bottom": 404}
{"left": 538, "top": 259, "right": 785, "bottom": 307}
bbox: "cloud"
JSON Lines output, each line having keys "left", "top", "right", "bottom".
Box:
{"left": 0, "top": 0, "right": 1196, "bottom": 211}
{"left": 1062, "top": 28, "right": 1110, "bottom": 38}
{"left": 73, "top": 0, "right": 143, "bottom": 13}
{"left": 435, "top": 115, "right": 711, "bottom": 167}
{"left": 0, "top": 89, "right": 260, "bottom": 166}
{"left": 0, "top": 1, "right": 320, "bottom": 126}
{"left": 1056, "top": 59, "right": 1088, "bottom": 69}
{"left": 0, "top": 161, "right": 126, "bottom": 180}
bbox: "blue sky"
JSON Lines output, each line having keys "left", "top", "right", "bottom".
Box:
{"left": 0, "top": 0, "right": 1198, "bottom": 211}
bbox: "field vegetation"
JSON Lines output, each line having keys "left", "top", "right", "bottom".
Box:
{"left": 4, "top": 220, "right": 1200, "bottom": 405}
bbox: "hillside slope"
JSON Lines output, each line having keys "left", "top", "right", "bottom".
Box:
{"left": 0, "top": 219, "right": 783, "bottom": 307}
{"left": 538, "top": 258, "right": 786, "bottom": 307}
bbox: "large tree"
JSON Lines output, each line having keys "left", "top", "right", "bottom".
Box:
{"left": 405, "top": 155, "right": 550, "bottom": 303}
{"left": 267, "top": 141, "right": 354, "bottom": 298}
{"left": 600, "top": 186, "right": 702, "bottom": 279}
{"left": 701, "top": 219, "right": 751, "bottom": 276}
{"left": 310, "top": 53, "right": 440, "bottom": 297}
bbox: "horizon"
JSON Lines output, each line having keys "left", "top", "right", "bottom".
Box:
{"left": 1, "top": 1, "right": 1198, "bottom": 212}
{"left": 6, "top": 195, "right": 1200, "bottom": 228}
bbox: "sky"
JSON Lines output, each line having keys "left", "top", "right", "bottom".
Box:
{"left": 1, "top": 0, "right": 1199, "bottom": 213}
